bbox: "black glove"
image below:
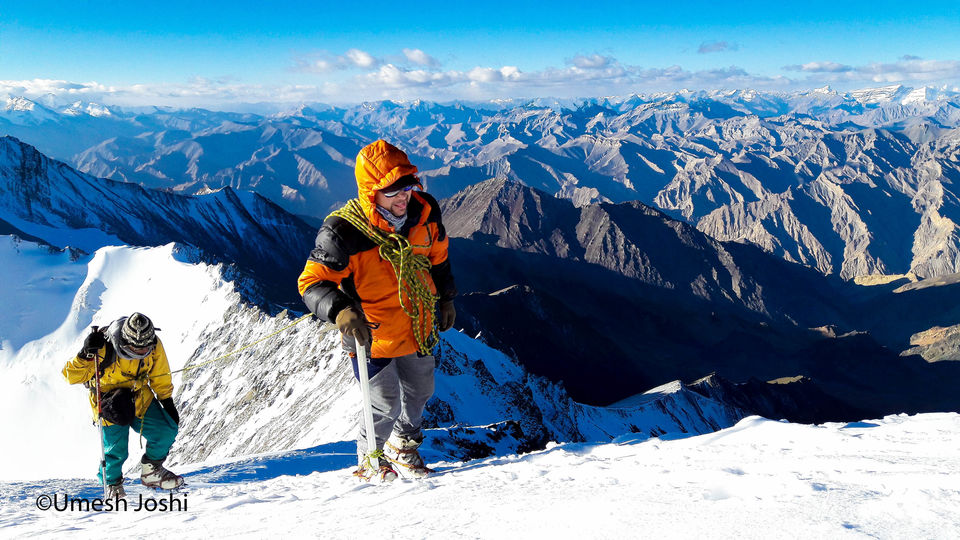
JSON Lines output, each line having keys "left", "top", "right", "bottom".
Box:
{"left": 79, "top": 329, "right": 106, "bottom": 359}
{"left": 438, "top": 301, "right": 456, "bottom": 332}
{"left": 160, "top": 397, "right": 180, "bottom": 425}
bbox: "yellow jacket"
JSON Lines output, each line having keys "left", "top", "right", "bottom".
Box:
{"left": 62, "top": 339, "right": 175, "bottom": 426}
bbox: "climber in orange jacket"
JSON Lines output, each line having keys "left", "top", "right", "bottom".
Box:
{"left": 298, "top": 140, "right": 457, "bottom": 481}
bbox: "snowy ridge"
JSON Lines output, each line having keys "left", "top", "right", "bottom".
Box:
{"left": 0, "top": 235, "right": 745, "bottom": 483}
{"left": 426, "top": 331, "right": 745, "bottom": 456}
{"left": 0, "top": 240, "right": 238, "bottom": 481}
{"left": 4, "top": 413, "right": 958, "bottom": 538}
{"left": 168, "top": 301, "right": 746, "bottom": 470}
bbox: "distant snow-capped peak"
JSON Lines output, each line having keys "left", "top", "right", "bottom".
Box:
{"left": 5, "top": 96, "right": 39, "bottom": 112}
{"left": 901, "top": 86, "right": 942, "bottom": 105}
{"left": 1, "top": 96, "right": 60, "bottom": 124}
{"left": 61, "top": 101, "right": 113, "bottom": 117}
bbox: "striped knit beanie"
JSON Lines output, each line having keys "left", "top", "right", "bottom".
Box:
{"left": 121, "top": 312, "right": 156, "bottom": 348}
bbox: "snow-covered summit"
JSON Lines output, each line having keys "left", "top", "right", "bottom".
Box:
{"left": 1, "top": 96, "right": 59, "bottom": 125}
{"left": 61, "top": 101, "right": 113, "bottom": 117}
{"left": 5, "top": 96, "right": 39, "bottom": 112}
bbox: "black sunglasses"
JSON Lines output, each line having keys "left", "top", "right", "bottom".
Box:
{"left": 381, "top": 184, "right": 421, "bottom": 198}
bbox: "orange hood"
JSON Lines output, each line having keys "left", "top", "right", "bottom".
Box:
{"left": 355, "top": 140, "right": 419, "bottom": 230}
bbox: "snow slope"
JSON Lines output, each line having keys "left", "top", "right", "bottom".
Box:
{"left": 0, "top": 239, "right": 238, "bottom": 480}
{"left": 3, "top": 413, "right": 958, "bottom": 539}
{"left": 0, "top": 235, "right": 744, "bottom": 482}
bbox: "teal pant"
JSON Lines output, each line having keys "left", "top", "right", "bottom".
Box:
{"left": 98, "top": 399, "right": 178, "bottom": 485}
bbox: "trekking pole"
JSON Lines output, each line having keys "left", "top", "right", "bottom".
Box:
{"left": 91, "top": 326, "right": 108, "bottom": 499}
{"left": 355, "top": 343, "right": 380, "bottom": 471}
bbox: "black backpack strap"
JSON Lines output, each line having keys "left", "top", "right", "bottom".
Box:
{"left": 133, "top": 355, "right": 144, "bottom": 385}
{"left": 97, "top": 341, "right": 118, "bottom": 379}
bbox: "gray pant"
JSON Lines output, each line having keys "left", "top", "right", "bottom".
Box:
{"left": 353, "top": 352, "right": 436, "bottom": 462}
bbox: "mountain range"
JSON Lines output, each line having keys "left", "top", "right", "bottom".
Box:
{"left": 3, "top": 135, "right": 959, "bottom": 425}
{"left": 4, "top": 85, "right": 960, "bottom": 281}
{"left": 439, "top": 177, "right": 960, "bottom": 416}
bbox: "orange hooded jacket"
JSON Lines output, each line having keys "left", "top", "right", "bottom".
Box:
{"left": 297, "top": 140, "right": 456, "bottom": 358}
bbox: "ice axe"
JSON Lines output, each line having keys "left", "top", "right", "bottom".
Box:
{"left": 355, "top": 342, "right": 380, "bottom": 473}
{"left": 91, "top": 325, "right": 108, "bottom": 499}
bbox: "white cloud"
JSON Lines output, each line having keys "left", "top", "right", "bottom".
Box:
{"left": 783, "top": 58, "right": 960, "bottom": 83}
{"left": 309, "top": 59, "right": 338, "bottom": 73}
{"left": 0, "top": 64, "right": 786, "bottom": 107}
{"left": 292, "top": 51, "right": 347, "bottom": 74}
{"left": 364, "top": 64, "right": 459, "bottom": 87}
{"left": 345, "top": 49, "right": 379, "bottom": 69}
{"left": 467, "top": 67, "right": 506, "bottom": 83}
{"left": 568, "top": 54, "right": 613, "bottom": 70}
{"left": 0, "top": 78, "right": 328, "bottom": 109}
{"left": 403, "top": 49, "right": 439, "bottom": 67}
{"left": 293, "top": 49, "right": 383, "bottom": 73}
{"left": 9, "top": 52, "right": 960, "bottom": 108}
{"left": 783, "top": 62, "right": 854, "bottom": 73}
{"left": 0, "top": 79, "right": 114, "bottom": 97}
{"left": 860, "top": 58, "right": 960, "bottom": 82}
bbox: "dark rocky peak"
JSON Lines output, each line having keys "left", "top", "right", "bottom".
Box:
{"left": 0, "top": 135, "right": 95, "bottom": 217}
{"left": 440, "top": 178, "right": 582, "bottom": 258}
{"left": 441, "top": 177, "right": 737, "bottom": 295}
{"left": 441, "top": 177, "right": 853, "bottom": 327}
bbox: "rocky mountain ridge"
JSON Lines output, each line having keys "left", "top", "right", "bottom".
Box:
{"left": 440, "top": 178, "right": 960, "bottom": 415}
{"left": 442, "top": 177, "right": 851, "bottom": 327}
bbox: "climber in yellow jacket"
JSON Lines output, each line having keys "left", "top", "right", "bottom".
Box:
{"left": 63, "top": 312, "right": 184, "bottom": 499}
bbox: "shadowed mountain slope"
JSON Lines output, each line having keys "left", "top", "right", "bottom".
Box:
{"left": 0, "top": 136, "right": 316, "bottom": 306}
{"left": 441, "top": 179, "right": 960, "bottom": 418}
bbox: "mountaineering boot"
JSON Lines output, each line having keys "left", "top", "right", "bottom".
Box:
{"left": 352, "top": 461, "right": 398, "bottom": 483}
{"left": 140, "top": 456, "right": 184, "bottom": 490}
{"left": 106, "top": 481, "right": 126, "bottom": 500}
{"left": 385, "top": 432, "right": 433, "bottom": 478}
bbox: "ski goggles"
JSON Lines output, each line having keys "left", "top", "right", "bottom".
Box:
{"left": 380, "top": 184, "right": 421, "bottom": 198}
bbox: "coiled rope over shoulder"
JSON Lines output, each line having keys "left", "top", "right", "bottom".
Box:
{"left": 329, "top": 199, "right": 440, "bottom": 355}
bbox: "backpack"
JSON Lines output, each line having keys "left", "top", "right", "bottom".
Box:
{"left": 99, "top": 387, "right": 137, "bottom": 426}
{"left": 92, "top": 342, "right": 144, "bottom": 426}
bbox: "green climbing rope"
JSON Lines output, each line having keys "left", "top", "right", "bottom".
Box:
{"left": 329, "top": 199, "right": 440, "bottom": 355}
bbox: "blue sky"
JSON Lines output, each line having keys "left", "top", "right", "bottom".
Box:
{"left": 2, "top": 1, "right": 959, "bottom": 107}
